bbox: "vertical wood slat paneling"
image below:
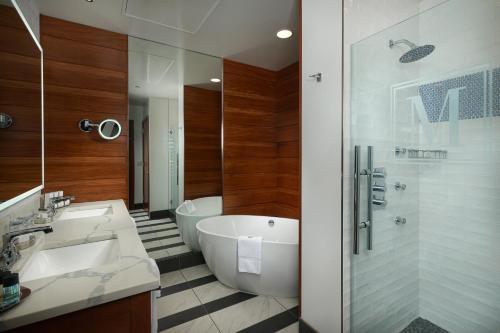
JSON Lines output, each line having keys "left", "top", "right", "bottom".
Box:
{"left": 41, "top": 15, "right": 128, "bottom": 204}
{"left": 222, "top": 60, "right": 299, "bottom": 219}
{"left": 184, "top": 86, "right": 222, "bottom": 200}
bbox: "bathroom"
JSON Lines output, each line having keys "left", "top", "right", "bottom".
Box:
{"left": 0, "top": 0, "right": 498, "bottom": 332}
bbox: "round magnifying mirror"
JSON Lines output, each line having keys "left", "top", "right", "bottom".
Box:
{"left": 98, "top": 119, "right": 121, "bottom": 140}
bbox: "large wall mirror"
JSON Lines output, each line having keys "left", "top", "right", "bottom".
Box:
{"left": 0, "top": 0, "right": 43, "bottom": 210}
{"left": 128, "top": 37, "right": 222, "bottom": 216}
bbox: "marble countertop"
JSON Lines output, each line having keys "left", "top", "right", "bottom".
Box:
{"left": 0, "top": 200, "right": 160, "bottom": 331}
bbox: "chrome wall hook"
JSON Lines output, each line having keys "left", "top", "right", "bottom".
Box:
{"left": 309, "top": 72, "right": 322, "bottom": 82}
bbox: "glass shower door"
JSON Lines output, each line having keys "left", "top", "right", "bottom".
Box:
{"left": 347, "top": 1, "right": 500, "bottom": 332}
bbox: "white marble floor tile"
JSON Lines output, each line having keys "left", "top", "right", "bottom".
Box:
{"left": 140, "top": 232, "right": 158, "bottom": 240}
{"left": 136, "top": 221, "right": 152, "bottom": 227}
{"left": 209, "top": 296, "right": 284, "bottom": 333}
{"left": 131, "top": 212, "right": 148, "bottom": 216}
{"left": 151, "top": 224, "right": 174, "bottom": 231}
{"left": 157, "top": 289, "right": 201, "bottom": 318}
{"left": 161, "top": 237, "right": 183, "bottom": 246}
{"left": 134, "top": 216, "right": 150, "bottom": 221}
{"left": 276, "top": 322, "right": 299, "bottom": 333}
{"left": 138, "top": 226, "right": 153, "bottom": 233}
{"left": 181, "top": 264, "right": 212, "bottom": 281}
{"left": 152, "top": 218, "right": 173, "bottom": 223}
{"left": 157, "top": 230, "right": 179, "bottom": 237}
{"left": 274, "top": 297, "right": 298, "bottom": 310}
{"left": 160, "top": 270, "right": 186, "bottom": 288}
{"left": 129, "top": 209, "right": 146, "bottom": 213}
{"left": 160, "top": 315, "right": 220, "bottom": 333}
{"left": 143, "top": 240, "right": 162, "bottom": 249}
{"left": 149, "top": 249, "right": 169, "bottom": 259}
{"left": 192, "top": 281, "right": 238, "bottom": 304}
{"left": 167, "top": 245, "right": 190, "bottom": 256}
{"left": 137, "top": 220, "right": 175, "bottom": 228}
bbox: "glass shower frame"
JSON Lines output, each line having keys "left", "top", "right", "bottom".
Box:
{"left": 345, "top": 1, "right": 500, "bottom": 332}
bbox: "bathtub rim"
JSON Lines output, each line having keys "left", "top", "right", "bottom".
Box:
{"left": 175, "top": 196, "right": 222, "bottom": 217}
{"left": 196, "top": 214, "right": 299, "bottom": 246}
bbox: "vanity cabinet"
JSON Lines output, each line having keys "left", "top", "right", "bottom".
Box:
{"left": 8, "top": 292, "right": 151, "bottom": 333}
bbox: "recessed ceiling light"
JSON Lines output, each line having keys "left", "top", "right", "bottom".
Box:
{"left": 276, "top": 29, "right": 293, "bottom": 39}
{"left": 86, "top": 0, "right": 94, "bottom": 2}
{"left": 210, "top": 78, "right": 221, "bottom": 83}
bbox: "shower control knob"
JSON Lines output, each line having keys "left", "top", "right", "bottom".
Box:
{"left": 394, "top": 216, "right": 407, "bottom": 225}
{"left": 394, "top": 182, "right": 406, "bottom": 191}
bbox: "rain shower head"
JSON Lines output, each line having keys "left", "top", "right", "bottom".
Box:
{"left": 389, "top": 39, "right": 435, "bottom": 63}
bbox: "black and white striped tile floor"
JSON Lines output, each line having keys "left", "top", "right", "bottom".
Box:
{"left": 129, "top": 209, "right": 299, "bottom": 333}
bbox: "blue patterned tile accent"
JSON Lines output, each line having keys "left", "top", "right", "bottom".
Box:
{"left": 418, "top": 72, "right": 486, "bottom": 122}
{"left": 492, "top": 68, "right": 500, "bottom": 117}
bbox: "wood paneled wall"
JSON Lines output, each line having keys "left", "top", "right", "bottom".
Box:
{"left": 0, "top": 5, "right": 42, "bottom": 201}
{"left": 222, "top": 60, "right": 299, "bottom": 219}
{"left": 276, "top": 63, "right": 300, "bottom": 219}
{"left": 184, "top": 86, "right": 222, "bottom": 200}
{"left": 41, "top": 16, "right": 129, "bottom": 203}
{"left": 223, "top": 60, "right": 278, "bottom": 216}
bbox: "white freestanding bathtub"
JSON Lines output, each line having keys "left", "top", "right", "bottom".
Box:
{"left": 197, "top": 215, "right": 299, "bottom": 298}
{"left": 175, "top": 196, "right": 222, "bottom": 251}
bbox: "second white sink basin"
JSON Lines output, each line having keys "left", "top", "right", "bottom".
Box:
{"left": 58, "top": 206, "right": 113, "bottom": 221}
{"left": 20, "top": 239, "right": 120, "bottom": 282}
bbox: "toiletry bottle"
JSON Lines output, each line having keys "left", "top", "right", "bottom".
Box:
{"left": 0, "top": 273, "right": 4, "bottom": 306}
{"left": 1, "top": 272, "right": 20, "bottom": 311}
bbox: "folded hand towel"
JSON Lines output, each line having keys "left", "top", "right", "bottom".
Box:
{"left": 184, "top": 200, "right": 196, "bottom": 214}
{"left": 237, "top": 236, "right": 263, "bottom": 274}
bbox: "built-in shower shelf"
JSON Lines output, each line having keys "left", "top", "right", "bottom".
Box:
{"left": 395, "top": 147, "right": 448, "bottom": 160}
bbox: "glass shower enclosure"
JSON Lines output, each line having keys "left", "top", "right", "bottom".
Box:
{"left": 346, "top": 0, "right": 500, "bottom": 332}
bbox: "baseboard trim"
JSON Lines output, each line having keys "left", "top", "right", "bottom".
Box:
{"left": 150, "top": 209, "right": 175, "bottom": 219}
{"left": 299, "top": 319, "right": 318, "bottom": 333}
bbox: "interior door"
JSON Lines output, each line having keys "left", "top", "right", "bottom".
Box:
{"left": 143, "top": 117, "right": 150, "bottom": 211}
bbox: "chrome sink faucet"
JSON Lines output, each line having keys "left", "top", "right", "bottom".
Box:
{"left": 1, "top": 225, "right": 53, "bottom": 271}
{"left": 47, "top": 195, "right": 75, "bottom": 219}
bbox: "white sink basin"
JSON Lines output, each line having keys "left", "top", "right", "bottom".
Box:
{"left": 58, "top": 206, "right": 113, "bottom": 221}
{"left": 20, "top": 239, "right": 119, "bottom": 282}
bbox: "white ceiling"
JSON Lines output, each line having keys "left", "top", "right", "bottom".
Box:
{"left": 35, "top": 0, "right": 299, "bottom": 71}
{"left": 128, "top": 36, "right": 222, "bottom": 103}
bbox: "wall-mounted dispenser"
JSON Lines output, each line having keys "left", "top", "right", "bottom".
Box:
{"left": 78, "top": 119, "right": 122, "bottom": 140}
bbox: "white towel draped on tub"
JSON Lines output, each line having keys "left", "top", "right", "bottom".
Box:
{"left": 237, "top": 236, "right": 263, "bottom": 274}
{"left": 183, "top": 200, "right": 196, "bottom": 214}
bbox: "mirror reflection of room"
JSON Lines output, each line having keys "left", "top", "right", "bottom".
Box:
{"left": 127, "top": 37, "right": 222, "bottom": 227}
{"left": 0, "top": 0, "right": 302, "bottom": 331}
{"left": 0, "top": 1, "right": 42, "bottom": 203}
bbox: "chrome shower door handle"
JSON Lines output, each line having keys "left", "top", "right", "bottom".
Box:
{"left": 353, "top": 146, "right": 362, "bottom": 254}
{"left": 366, "top": 146, "right": 373, "bottom": 251}
{"left": 353, "top": 145, "right": 374, "bottom": 255}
